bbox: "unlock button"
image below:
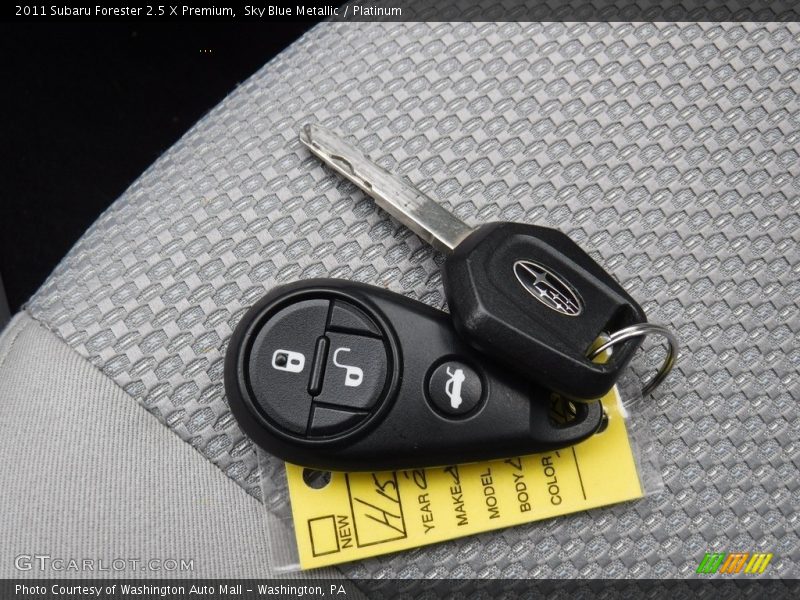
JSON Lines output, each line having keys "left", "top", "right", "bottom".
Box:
{"left": 315, "top": 332, "right": 387, "bottom": 410}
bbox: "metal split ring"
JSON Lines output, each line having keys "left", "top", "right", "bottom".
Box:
{"left": 588, "top": 323, "right": 679, "bottom": 398}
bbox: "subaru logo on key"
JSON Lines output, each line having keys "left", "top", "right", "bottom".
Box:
{"left": 513, "top": 260, "right": 583, "bottom": 317}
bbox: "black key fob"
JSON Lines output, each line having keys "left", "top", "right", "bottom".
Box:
{"left": 445, "top": 222, "right": 648, "bottom": 401}
{"left": 225, "top": 279, "right": 604, "bottom": 471}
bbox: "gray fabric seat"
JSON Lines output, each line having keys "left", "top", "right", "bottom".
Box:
{"left": 1, "top": 21, "right": 798, "bottom": 578}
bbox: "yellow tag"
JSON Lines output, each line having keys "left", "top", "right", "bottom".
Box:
{"left": 285, "top": 388, "right": 642, "bottom": 569}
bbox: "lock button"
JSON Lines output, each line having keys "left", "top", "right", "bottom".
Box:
{"left": 272, "top": 349, "right": 305, "bottom": 372}
{"left": 246, "top": 299, "right": 329, "bottom": 434}
{"left": 314, "top": 331, "right": 388, "bottom": 411}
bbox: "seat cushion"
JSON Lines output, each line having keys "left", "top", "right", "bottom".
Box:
{"left": 22, "top": 21, "right": 800, "bottom": 578}
{"left": 0, "top": 314, "right": 300, "bottom": 578}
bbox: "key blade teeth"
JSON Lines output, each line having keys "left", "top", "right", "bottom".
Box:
{"left": 299, "top": 124, "right": 352, "bottom": 164}
{"left": 298, "top": 123, "right": 473, "bottom": 253}
{"left": 298, "top": 123, "right": 314, "bottom": 147}
{"left": 298, "top": 122, "right": 331, "bottom": 154}
{"left": 330, "top": 155, "right": 360, "bottom": 180}
{"left": 299, "top": 123, "right": 340, "bottom": 154}
{"left": 298, "top": 124, "right": 362, "bottom": 181}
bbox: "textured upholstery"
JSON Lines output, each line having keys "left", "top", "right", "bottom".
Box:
{"left": 25, "top": 22, "right": 799, "bottom": 577}
{"left": 0, "top": 313, "right": 337, "bottom": 579}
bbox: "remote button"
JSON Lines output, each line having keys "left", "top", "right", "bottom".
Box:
{"left": 426, "top": 361, "right": 483, "bottom": 417}
{"left": 246, "top": 299, "right": 329, "bottom": 434}
{"left": 315, "top": 332, "right": 387, "bottom": 410}
{"left": 328, "top": 300, "right": 381, "bottom": 336}
{"left": 308, "top": 405, "right": 367, "bottom": 436}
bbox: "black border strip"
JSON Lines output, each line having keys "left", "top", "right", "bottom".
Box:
{"left": 1, "top": 579, "right": 798, "bottom": 598}
{"left": 7, "top": 0, "right": 800, "bottom": 23}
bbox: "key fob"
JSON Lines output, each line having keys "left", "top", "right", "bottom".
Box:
{"left": 225, "top": 279, "right": 604, "bottom": 471}
{"left": 444, "top": 222, "right": 647, "bottom": 401}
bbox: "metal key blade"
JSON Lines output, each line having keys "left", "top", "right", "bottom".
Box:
{"left": 299, "top": 123, "right": 473, "bottom": 253}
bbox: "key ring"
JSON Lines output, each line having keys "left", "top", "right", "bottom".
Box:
{"left": 588, "top": 323, "right": 679, "bottom": 397}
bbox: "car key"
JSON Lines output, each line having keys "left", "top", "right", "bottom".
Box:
{"left": 225, "top": 279, "right": 604, "bottom": 471}
{"left": 299, "top": 124, "right": 675, "bottom": 401}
